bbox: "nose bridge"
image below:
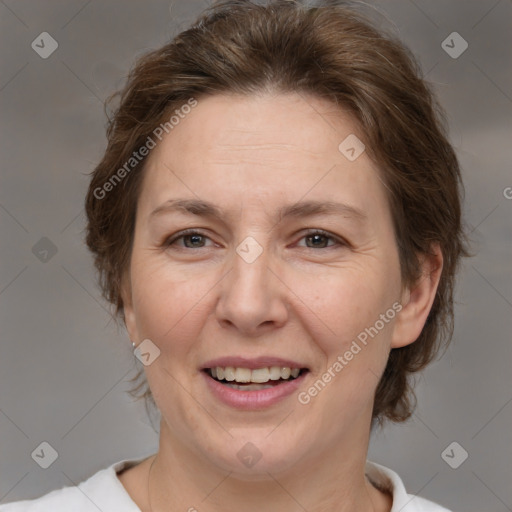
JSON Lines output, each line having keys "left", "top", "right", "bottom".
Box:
{"left": 233, "top": 236, "right": 271, "bottom": 293}
{"left": 215, "top": 232, "right": 288, "bottom": 333}
{"left": 230, "top": 233, "right": 274, "bottom": 307}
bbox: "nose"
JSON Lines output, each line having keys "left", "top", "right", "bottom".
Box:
{"left": 215, "top": 245, "right": 289, "bottom": 337}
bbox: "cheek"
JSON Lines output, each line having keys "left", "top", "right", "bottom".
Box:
{"left": 296, "top": 268, "right": 397, "bottom": 429}
{"left": 305, "top": 265, "right": 400, "bottom": 407}
{"left": 130, "top": 257, "right": 217, "bottom": 349}
{"left": 292, "top": 263, "right": 397, "bottom": 356}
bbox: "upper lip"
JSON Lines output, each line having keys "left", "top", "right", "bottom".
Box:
{"left": 201, "top": 356, "right": 308, "bottom": 370}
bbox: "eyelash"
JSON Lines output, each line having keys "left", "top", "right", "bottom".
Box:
{"left": 163, "top": 228, "right": 346, "bottom": 250}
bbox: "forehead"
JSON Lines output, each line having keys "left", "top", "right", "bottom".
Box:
{"left": 166, "top": 92, "right": 356, "bottom": 159}
{"left": 137, "top": 92, "right": 388, "bottom": 221}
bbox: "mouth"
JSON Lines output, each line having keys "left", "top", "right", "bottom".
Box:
{"left": 200, "top": 359, "right": 310, "bottom": 409}
{"left": 203, "top": 366, "right": 309, "bottom": 391}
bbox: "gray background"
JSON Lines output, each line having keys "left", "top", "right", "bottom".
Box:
{"left": 0, "top": 1, "right": 511, "bottom": 510}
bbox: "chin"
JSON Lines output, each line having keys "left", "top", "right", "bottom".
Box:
{"left": 198, "top": 426, "right": 311, "bottom": 478}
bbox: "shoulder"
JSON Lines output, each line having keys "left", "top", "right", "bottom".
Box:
{"left": 0, "top": 458, "right": 147, "bottom": 512}
{"left": 365, "top": 461, "right": 452, "bottom": 512}
{"left": 0, "top": 485, "right": 91, "bottom": 512}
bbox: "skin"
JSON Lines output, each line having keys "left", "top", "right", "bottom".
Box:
{"left": 118, "top": 92, "right": 443, "bottom": 512}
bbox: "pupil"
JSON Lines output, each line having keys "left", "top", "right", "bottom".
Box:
{"left": 186, "top": 234, "right": 203, "bottom": 247}
{"left": 308, "top": 234, "right": 326, "bottom": 248}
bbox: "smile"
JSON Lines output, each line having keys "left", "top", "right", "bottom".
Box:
{"left": 207, "top": 366, "right": 304, "bottom": 387}
{"left": 202, "top": 363, "right": 310, "bottom": 409}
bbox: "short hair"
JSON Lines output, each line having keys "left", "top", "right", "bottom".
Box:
{"left": 85, "top": 0, "right": 470, "bottom": 423}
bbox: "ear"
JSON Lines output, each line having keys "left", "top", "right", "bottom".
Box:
{"left": 120, "top": 270, "right": 139, "bottom": 343}
{"left": 391, "top": 243, "right": 443, "bottom": 349}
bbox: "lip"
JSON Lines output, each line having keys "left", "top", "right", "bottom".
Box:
{"left": 202, "top": 369, "right": 308, "bottom": 410}
{"left": 201, "top": 356, "right": 306, "bottom": 370}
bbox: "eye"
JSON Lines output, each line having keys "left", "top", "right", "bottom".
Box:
{"left": 297, "top": 229, "right": 345, "bottom": 249}
{"left": 162, "top": 228, "right": 346, "bottom": 251}
{"left": 164, "top": 229, "right": 214, "bottom": 249}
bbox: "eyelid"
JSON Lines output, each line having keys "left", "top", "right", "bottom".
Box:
{"left": 163, "top": 228, "right": 214, "bottom": 247}
{"left": 162, "top": 228, "right": 348, "bottom": 250}
{"left": 296, "top": 228, "right": 347, "bottom": 248}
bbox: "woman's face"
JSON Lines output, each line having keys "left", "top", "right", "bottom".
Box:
{"left": 124, "top": 92, "right": 414, "bottom": 475}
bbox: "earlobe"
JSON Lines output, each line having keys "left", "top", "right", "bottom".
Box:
{"left": 121, "top": 273, "right": 139, "bottom": 343}
{"left": 391, "top": 244, "right": 443, "bottom": 349}
{"left": 124, "top": 303, "right": 139, "bottom": 344}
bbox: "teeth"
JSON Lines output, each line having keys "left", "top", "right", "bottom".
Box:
{"left": 224, "top": 367, "right": 236, "bottom": 381}
{"left": 209, "top": 366, "right": 303, "bottom": 383}
{"left": 224, "top": 383, "right": 275, "bottom": 391}
{"left": 234, "top": 368, "right": 251, "bottom": 383}
{"left": 251, "top": 368, "right": 270, "bottom": 383}
{"left": 269, "top": 366, "right": 281, "bottom": 380}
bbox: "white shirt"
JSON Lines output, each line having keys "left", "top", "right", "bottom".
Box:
{"left": 0, "top": 458, "right": 451, "bottom": 511}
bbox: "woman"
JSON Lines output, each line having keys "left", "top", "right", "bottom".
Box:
{"left": 1, "top": 0, "right": 469, "bottom": 510}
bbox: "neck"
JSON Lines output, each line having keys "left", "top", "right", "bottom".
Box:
{"left": 146, "top": 420, "right": 390, "bottom": 512}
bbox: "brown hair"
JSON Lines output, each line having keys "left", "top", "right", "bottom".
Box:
{"left": 85, "top": 0, "right": 470, "bottom": 423}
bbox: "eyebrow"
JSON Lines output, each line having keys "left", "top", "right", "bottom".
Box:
{"left": 149, "top": 198, "right": 367, "bottom": 224}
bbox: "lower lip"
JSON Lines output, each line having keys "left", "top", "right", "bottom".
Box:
{"left": 202, "top": 371, "right": 307, "bottom": 409}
